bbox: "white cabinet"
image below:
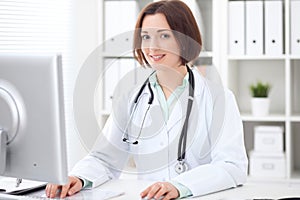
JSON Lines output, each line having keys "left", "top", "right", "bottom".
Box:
{"left": 222, "top": 0, "right": 300, "bottom": 181}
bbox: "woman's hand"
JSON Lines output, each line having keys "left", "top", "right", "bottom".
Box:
{"left": 140, "top": 182, "right": 179, "bottom": 200}
{"left": 45, "top": 176, "right": 83, "bottom": 198}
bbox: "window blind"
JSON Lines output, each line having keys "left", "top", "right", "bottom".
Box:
{"left": 0, "top": 0, "right": 76, "bottom": 169}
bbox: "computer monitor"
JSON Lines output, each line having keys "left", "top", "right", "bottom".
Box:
{"left": 0, "top": 53, "right": 68, "bottom": 185}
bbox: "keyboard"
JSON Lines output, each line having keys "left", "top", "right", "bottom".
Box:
{"left": 0, "top": 193, "right": 49, "bottom": 200}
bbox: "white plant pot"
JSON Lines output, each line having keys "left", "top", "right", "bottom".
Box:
{"left": 251, "top": 98, "right": 270, "bottom": 117}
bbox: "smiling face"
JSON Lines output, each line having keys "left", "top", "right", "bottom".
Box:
{"left": 140, "top": 13, "right": 182, "bottom": 70}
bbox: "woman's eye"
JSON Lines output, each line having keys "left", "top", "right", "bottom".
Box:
{"left": 141, "top": 35, "right": 150, "bottom": 40}
{"left": 161, "top": 33, "right": 170, "bottom": 39}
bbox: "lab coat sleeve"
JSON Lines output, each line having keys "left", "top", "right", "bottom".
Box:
{"left": 69, "top": 115, "right": 130, "bottom": 188}
{"left": 172, "top": 90, "right": 248, "bottom": 197}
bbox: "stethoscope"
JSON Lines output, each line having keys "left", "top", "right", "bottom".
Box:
{"left": 122, "top": 65, "right": 195, "bottom": 174}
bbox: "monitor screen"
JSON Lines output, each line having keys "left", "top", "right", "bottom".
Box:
{"left": 0, "top": 53, "right": 68, "bottom": 185}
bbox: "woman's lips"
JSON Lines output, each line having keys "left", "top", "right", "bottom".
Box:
{"left": 150, "top": 54, "right": 165, "bottom": 62}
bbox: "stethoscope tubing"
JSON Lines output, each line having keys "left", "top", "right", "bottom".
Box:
{"left": 177, "top": 66, "right": 195, "bottom": 162}
{"left": 122, "top": 65, "right": 195, "bottom": 173}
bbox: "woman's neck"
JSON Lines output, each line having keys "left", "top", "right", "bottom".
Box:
{"left": 156, "top": 65, "right": 187, "bottom": 99}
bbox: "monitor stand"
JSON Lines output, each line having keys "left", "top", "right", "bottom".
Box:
{"left": 0, "top": 129, "right": 7, "bottom": 174}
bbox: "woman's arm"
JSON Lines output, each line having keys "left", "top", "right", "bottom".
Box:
{"left": 172, "top": 90, "right": 248, "bottom": 197}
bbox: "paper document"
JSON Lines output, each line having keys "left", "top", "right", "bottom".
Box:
{"left": 0, "top": 177, "right": 46, "bottom": 195}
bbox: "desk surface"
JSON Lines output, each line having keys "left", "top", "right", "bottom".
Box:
{"left": 3, "top": 178, "right": 300, "bottom": 200}
{"left": 84, "top": 179, "right": 300, "bottom": 200}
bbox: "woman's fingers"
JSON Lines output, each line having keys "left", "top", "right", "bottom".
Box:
{"left": 45, "top": 176, "right": 83, "bottom": 199}
{"left": 45, "top": 184, "right": 61, "bottom": 198}
{"left": 140, "top": 182, "right": 179, "bottom": 200}
{"left": 154, "top": 183, "right": 169, "bottom": 199}
{"left": 67, "top": 177, "right": 83, "bottom": 196}
{"left": 59, "top": 183, "right": 71, "bottom": 198}
{"left": 141, "top": 182, "right": 161, "bottom": 199}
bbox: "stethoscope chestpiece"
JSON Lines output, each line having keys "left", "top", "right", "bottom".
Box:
{"left": 175, "top": 160, "right": 188, "bottom": 174}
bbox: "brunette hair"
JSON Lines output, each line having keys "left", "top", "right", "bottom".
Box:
{"left": 133, "top": 0, "right": 202, "bottom": 66}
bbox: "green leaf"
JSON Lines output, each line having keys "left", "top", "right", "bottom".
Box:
{"left": 249, "top": 81, "right": 271, "bottom": 98}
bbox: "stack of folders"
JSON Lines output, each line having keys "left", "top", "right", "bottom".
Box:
{"left": 249, "top": 126, "right": 286, "bottom": 178}
{"left": 291, "top": 0, "right": 300, "bottom": 55}
{"left": 228, "top": 0, "right": 284, "bottom": 56}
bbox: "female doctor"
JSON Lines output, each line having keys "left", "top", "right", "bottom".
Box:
{"left": 46, "top": 0, "right": 248, "bottom": 199}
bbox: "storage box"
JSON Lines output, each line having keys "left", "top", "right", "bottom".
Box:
{"left": 249, "top": 151, "right": 286, "bottom": 178}
{"left": 254, "top": 126, "right": 284, "bottom": 153}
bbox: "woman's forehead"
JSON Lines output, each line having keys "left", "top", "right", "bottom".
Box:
{"left": 141, "top": 13, "right": 171, "bottom": 29}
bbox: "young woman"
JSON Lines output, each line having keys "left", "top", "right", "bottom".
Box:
{"left": 46, "top": 1, "right": 248, "bottom": 199}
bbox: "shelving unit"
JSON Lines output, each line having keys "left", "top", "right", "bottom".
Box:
{"left": 221, "top": 0, "right": 300, "bottom": 181}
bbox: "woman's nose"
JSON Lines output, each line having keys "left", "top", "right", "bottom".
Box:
{"left": 149, "top": 37, "right": 160, "bottom": 50}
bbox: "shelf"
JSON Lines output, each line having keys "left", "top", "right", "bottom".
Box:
{"left": 223, "top": 0, "right": 300, "bottom": 183}
{"left": 241, "top": 114, "right": 286, "bottom": 122}
{"left": 290, "top": 116, "right": 300, "bottom": 122}
{"left": 289, "top": 55, "right": 300, "bottom": 60}
{"left": 227, "top": 55, "right": 286, "bottom": 60}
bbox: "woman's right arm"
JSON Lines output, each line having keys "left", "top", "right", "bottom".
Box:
{"left": 45, "top": 89, "right": 133, "bottom": 199}
{"left": 45, "top": 115, "right": 130, "bottom": 198}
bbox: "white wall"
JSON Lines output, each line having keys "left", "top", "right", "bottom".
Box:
{"left": 67, "top": 0, "right": 103, "bottom": 169}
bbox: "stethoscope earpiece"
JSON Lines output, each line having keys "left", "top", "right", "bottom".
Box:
{"left": 122, "top": 137, "right": 139, "bottom": 145}
{"left": 133, "top": 141, "right": 138, "bottom": 145}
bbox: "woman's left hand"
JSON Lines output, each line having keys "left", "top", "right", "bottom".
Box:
{"left": 140, "top": 182, "right": 179, "bottom": 200}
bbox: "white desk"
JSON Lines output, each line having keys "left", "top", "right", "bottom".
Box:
{"left": 80, "top": 179, "right": 300, "bottom": 200}
{"left": 1, "top": 179, "right": 300, "bottom": 199}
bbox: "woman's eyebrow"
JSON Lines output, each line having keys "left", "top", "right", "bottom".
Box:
{"left": 157, "top": 29, "right": 171, "bottom": 32}
{"left": 141, "top": 29, "right": 172, "bottom": 34}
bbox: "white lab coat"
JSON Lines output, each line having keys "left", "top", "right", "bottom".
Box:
{"left": 70, "top": 68, "right": 248, "bottom": 197}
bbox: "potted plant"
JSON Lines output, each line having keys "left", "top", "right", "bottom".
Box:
{"left": 249, "top": 81, "right": 271, "bottom": 116}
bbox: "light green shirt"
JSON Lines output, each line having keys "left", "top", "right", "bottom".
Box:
{"left": 148, "top": 72, "right": 189, "bottom": 121}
